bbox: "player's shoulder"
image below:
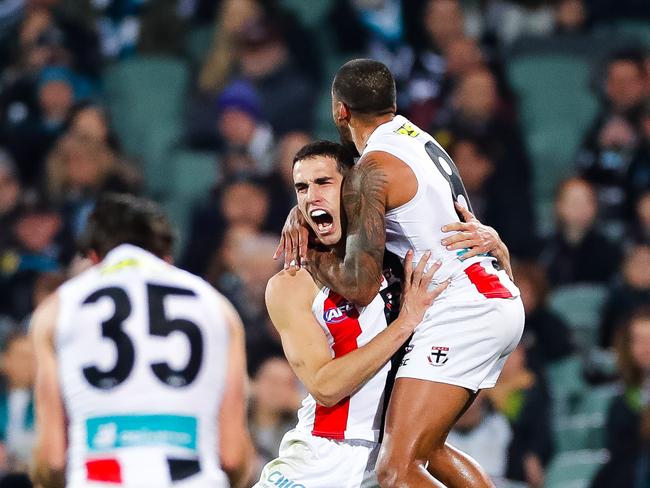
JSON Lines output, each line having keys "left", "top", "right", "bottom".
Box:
{"left": 58, "top": 262, "right": 101, "bottom": 297}
{"left": 265, "top": 268, "right": 318, "bottom": 309}
{"left": 166, "top": 264, "right": 217, "bottom": 296}
{"left": 30, "top": 289, "right": 60, "bottom": 342}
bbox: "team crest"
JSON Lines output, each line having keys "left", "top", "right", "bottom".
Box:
{"left": 427, "top": 346, "right": 449, "bottom": 366}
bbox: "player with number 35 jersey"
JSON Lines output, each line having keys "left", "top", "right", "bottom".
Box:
{"left": 30, "top": 194, "right": 253, "bottom": 488}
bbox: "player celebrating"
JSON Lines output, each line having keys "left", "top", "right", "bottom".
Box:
{"left": 30, "top": 194, "right": 253, "bottom": 488}
{"left": 260, "top": 141, "right": 511, "bottom": 487}
{"left": 278, "top": 60, "right": 525, "bottom": 487}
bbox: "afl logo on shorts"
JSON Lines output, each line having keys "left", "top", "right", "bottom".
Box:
{"left": 323, "top": 301, "right": 354, "bottom": 324}
{"left": 428, "top": 346, "right": 449, "bottom": 366}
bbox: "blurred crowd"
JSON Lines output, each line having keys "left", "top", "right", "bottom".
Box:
{"left": 0, "top": 0, "right": 648, "bottom": 487}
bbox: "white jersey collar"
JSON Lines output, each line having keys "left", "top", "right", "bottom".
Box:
{"left": 362, "top": 115, "right": 407, "bottom": 156}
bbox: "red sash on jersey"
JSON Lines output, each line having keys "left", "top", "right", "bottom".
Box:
{"left": 312, "top": 291, "right": 362, "bottom": 439}
{"left": 464, "top": 262, "right": 513, "bottom": 299}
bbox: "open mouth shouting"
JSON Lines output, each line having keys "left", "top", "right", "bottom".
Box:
{"left": 310, "top": 208, "right": 335, "bottom": 236}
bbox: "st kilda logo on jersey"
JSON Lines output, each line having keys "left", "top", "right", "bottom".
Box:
{"left": 428, "top": 346, "right": 449, "bottom": 366}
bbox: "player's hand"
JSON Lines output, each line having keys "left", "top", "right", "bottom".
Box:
{"left": 273, "top": 206, "right": 310, "bottom": 269}
{"left": 400, "top": 250, "right": 450, "bottom": 327}
{"left": 440, "top": 202, "right": 500, "bottom": 261}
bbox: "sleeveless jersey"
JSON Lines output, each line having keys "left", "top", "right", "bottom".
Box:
{"left": 363, "top": 115, "right": 520, "bottom": 300}
{"left": 294, "top": 286, "right": 390, "bottom": 443}
{"left": 56, "top": 244, "right": 230, "bottom": 487}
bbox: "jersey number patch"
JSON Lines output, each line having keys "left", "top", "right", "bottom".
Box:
{"left": 424, "top": 141, "right": 473, "bottom": 216}
{"left": 82, "top": 284, "right": 204, "bottom": 390}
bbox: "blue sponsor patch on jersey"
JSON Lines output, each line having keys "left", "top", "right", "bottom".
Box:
{"left": 86, "top": 414, "right": 197, "bottom": 452}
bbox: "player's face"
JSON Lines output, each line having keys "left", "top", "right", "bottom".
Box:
{"left": 293, "top": 156, "right": 344, "bottom": 246}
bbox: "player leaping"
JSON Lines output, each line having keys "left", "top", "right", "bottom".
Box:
{"left": 263, "top": 141, "right": 513, "bottom": 487}
{"left": 277, "top": 60, "right": 525, "bottom": 488}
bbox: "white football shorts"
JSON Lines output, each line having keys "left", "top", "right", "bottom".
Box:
{"left": 396, "top": 276, "right": 525, "bottom": 392}
{"left": 254, "top": 428, "right": 380, "bottom": 488}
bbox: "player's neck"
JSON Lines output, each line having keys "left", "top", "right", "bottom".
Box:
{"left": 352, "top": 113, "right": 395, "bottom": 153}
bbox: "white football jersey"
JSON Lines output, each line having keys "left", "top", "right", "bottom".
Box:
{"left": 55, "top": 244, "right": 230, "bottom": 487}
{"left": 295, "top": 286, "right": 390, "bottom": 443}
{"left": 363, "top": 115, "right": 520, "bottom": 300}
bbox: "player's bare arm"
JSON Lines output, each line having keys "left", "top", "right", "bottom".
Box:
{"left": 266, "top": 253, "right": 448, "bottom": 407}
{"left": 277, "top": 156, "right": 512, "bottom": 299}
{"left": 30, "top": 293, "right": 66, "bottom": 488}
{"left": 306, "top": 155, "right": 390, "bottom": 306}
{"left": 216, "top": 293, "right": 255, "bottom": 488}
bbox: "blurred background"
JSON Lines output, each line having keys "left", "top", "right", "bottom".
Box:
{"left": 0, "top": 0, "right": 648, "bottom": 487}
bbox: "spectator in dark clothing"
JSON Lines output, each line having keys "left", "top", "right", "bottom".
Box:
{"left": 447, "top": 394, "right": 512, "bottom": 481}
{"left": 592, "top": 306, "right": 650, "bottom": 488}
{"left": 2, "top": 65, "right": 95, "bottom": 188}
{"left": 182, "top": 129, "right": 309, "bottom": 276}
{"left": 0, "top": 195, "right": 69, "bottom": 322}
{"left": 62, "top": 101, "right": 122, "bottom": 154}
{"left": 487, "top": 345, "right": 554, "bottom": 488}
{"left": 575, "top": 50, "right": 649, "bottom": 231}
{"left": 202, "top": 227, "right": 282, "bottom": 366}
{"left": 264, "top": 131, "right": 311, "bottom": 232}
{"left": 512, "top": 261, "right": 576, "bottom": 368}
{"left": 539, "top": 177, "right": 622, "bottom": 286}
{"left": 449, "top": 133, "right": 537, "bottom": 258}
{"left": 630, "top": 191, "right": 650, "bottom": 245}
{"left": 248, "top": 356, "right": 301, "bottom": 475}
{"left": 588, "top": 0, "right": 650, "bottom": 23}
{"left": 623, "top": 102, "right": 650, "bottom": 227}
{"left": 432, "top": 68, "right": 535, "bottom": 250}
{"left": 235, "top": 17, "right": 316, "bottom": 137}
{"left": 600, "top": 245, "right": 650, "bottom": 348}
{"left": 0, "top": 150, "right": 22, "bottom": 249}
{"left": 554, "top": 0, "right": 590, "bottom": 34}
{"left": 197, "top": 0, "right": 321, "bottom": 91}
{"left": 328, "top": 0, "right": 424, "bottom": 114}
{"left": 44, "top": 129, "right": 140, "bottom": 240}
{"left": 181, "top": 176, "right": 272, "bottom": 277}
{"left": 187, "top": 78, "right": 275, "bottom": 170}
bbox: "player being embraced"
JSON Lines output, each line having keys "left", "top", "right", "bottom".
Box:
{"left": 257, "top": 141, "right": 509, "bottom": 488}
{"left": 30, "top": 194, "right": 253, "bottom": 488}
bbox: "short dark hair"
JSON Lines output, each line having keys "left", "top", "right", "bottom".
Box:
{"left": 80, "top": 193, "right": 174, "bottom": 259}
{"left": 332, "top": 59, "right": 396, "bottom": 116}
{"left": 292, "top": 140, "right": 355, "bottom": 174}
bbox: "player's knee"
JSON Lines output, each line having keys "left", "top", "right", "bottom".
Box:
{"left": 376, "top": 453, "right": 410, "bottom": 488}
{"left": 425, "top": 444, "right": 453, "bottom": 475}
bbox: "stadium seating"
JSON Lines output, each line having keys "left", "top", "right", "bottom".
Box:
{"left": 163, "top": 150, "right": 218, "bottom": 255}
{"left": 594, "top": 20, "right": 650, "bottom": 48}
{"left": 185, "top": 26, "right": 214, "bottom": 68}
{"left": 279, "top": 0, "right": 334, "bottom": 27}
{"left": 104, "top": 57, "right": 190, "bottom": 194}
{"left": 545, "top": 354, "right": 617, "bottom": 487}
{"left": 544, "top": 449, "right": 609, "bottom": 488}
{"left": 548, "top": 284, "right": 609, "bottom": 350}
{"left": 507, "top": 54, "right": 598, "bottom": 232}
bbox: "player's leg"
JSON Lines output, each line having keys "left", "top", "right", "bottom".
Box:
{"left": 424, "top": 394, "right": 492, "bottom": 486}
{"left": 376, "top": 378, "right": 494, "bottom": 488}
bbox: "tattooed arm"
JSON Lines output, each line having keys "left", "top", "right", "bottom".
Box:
{"left": 307, "top": 155, "right": 389, "bottom": 306}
